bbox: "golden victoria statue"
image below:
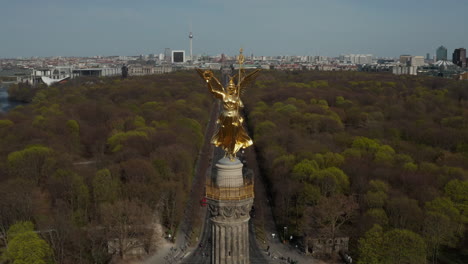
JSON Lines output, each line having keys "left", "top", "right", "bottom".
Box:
{"left": 197, "top": 49, "right": 261, "bottom": 160}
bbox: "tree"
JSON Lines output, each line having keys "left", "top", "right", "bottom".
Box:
{"left": 358, "top": 224, "right": 384, "bottom": 264}
{"left": 92, "top": 169, "right": 120, "bottom": 205}
{"left": 7, "top": 145, "right": 55, "bottom": 185}
{"left": 66, "top": 119, "right": 81, "bottom": 151}
{"left": 358, "top": 226, "right": 426, "bottom": 264}
{"left": 313, "top": 167, "right": 350, "bottom": 196}
{"left": 368, "top": 180, "right": 389, "bottom": 193}
{"left": 381, "top": 229, "right": 426, "bottom": 264}
{"left": 423, "top": 211, "right": 459, "bottom": 264}
{"left": 2, "top": 221, "right": 54, "bottom": 264}
{"left": 364, "top": 208, "right": 389, "bottom": 227}
{"left": 106, "top": 130, "right": 148, "bottom": 153}
{"left": 365, "top": 181, "right": 388, "bottom": 208}
{"left": 351, "top": 136, "right": 380, "bottom": 154}
{"left": 292, "top": 159, "right": 318, "bottom": 183}
{"left": 7, "top": 82, "right": 42, "bottom": 102}
{"left": 0, "top": 178, "right": 35, "bottom": 246}
{"left": 310, "top": 194, "right": 358, "bottom": 250}
{"left": 0, "top": 119, "right": 14, "bottom": 129}
{"left": 444, "top": 179, "right": 468, "bottom": 223}
{"left": 254, "top": 120, "right": 277, "bottom": 139}
{"left": 313, "top": 152, "right": 345, "bottom": 169}
{"left": 374, "top": 145, "right": 396, "bottom": 165}
{"left": 100, "top": 199, "right": 154, "bottom": 258}
{"left": 298, "top": 183, "right": 321, "bottom": 206}
{"left": 387, "top": 196, "right": 423, "bottom": 231}
{"left": 425, "top": 197, "right": 463, "bottom": 226}
{"left": 47, "top": 169, "right": 90, "bottom": 226}
{"left": 424, "top": 197, "right": 464, "bottom": 263}
{"left": 159, "top": 183, "right": 185, "bottom": 231}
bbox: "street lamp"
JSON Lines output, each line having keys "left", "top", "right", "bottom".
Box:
{"left": 283, "top": 226, "right": 287, "bottom": 244}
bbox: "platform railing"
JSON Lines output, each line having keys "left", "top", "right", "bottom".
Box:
{"left": 205, "top": 184, "right": 254, "bottom": 201}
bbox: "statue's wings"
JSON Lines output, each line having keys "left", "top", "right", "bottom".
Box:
{"left": 238, "top": 69, "right": 261, "bottom": 96}
{"left": 196, "top": 69, "right": 224, "bottom": 97}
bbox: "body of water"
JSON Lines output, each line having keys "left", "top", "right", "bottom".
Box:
{"left": 0, "top": 84, "right": 25, "bottom": 113}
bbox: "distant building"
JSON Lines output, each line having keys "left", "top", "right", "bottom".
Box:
{"left": 72, "top": 68, "right": 121, "bottom": 78}
{"left": 128, "top": 65, "right": 155, "bottom": 76}
{"left": 399, "top": 55, "right": 412, "bottom": 66}
{"left": 410, "top": 56, "right": 425, "bottom": 67}
{"left": 434, "top": 60, "right": 457, "bottom": 68}
{"left": 418, "top": 60, "right": 462, "bottom": 79}
{"left": 426, "top": 53, "right": 431, "bottom": 60}
{"left": 17, "top": 66, "right": 121, "bottom": 86}
{"left": 392, "top": 65, "right": 417, "bottom": 75}
{"left": 199, "top": 63, "right": 221, "bottom": 70}
{"left": 154, "top": 65, "right": 173, "bottom": 74}
{"left": 398, "top": 55, "right": 425, "bottom": 67}
{"left": 171, "top": 50, "right": 185, "bottom": 63}
{"left": 436, "top": 46, "right": 448, "bottom": 61}
{"left": 452, "top": 48, "right": 467, "bottom": 67}
{"left": 127, "top": 65, "right": 173, "bottom": 76}
{"left": 342, "top": 54, "right": 373, "bottom": 64}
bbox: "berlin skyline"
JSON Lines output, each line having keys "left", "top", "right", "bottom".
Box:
{"left": 1, "top": 0, "right": 467, "bottom": 58}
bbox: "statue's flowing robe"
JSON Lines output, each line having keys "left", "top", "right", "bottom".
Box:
{"left": 212, "top": 94, "right": 252, "bottom": 157}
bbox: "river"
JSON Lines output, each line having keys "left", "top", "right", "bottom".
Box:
{"left": 0, "top": 84, "right": 26, "bottom": 113}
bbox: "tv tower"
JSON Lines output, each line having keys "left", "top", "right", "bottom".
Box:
{"left": 189, "top": 31, "right": 193, "bottom": 62}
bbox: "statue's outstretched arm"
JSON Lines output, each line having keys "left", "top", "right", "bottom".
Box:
{"left": 196, "top": 69, "right": 224, "bottom": 99}
{"left": 206, "top": 78, "right": 225, "bottom": 99}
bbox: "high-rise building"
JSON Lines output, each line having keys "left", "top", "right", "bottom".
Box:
{"left": 436, "top": 46, "right": 448, "bottom": 61}
{"left": 426, "top": 53, "right": 431, "bottom": 61}
{"left": 452, "top": 48, "right": 466, "bottom": 67}
{"left": 171, "top": 50, "right": 185, "bottom": 63}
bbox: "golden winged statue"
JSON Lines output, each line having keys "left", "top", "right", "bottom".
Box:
{"left": 197, "top": 49, "right": 261, "bottom": 160}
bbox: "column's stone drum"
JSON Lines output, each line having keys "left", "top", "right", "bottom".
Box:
{"left": 216, "top": 157, "right": 244, "bottom": 188}
{"left": 208, "top": 158, "right": 253, "bottom": 264}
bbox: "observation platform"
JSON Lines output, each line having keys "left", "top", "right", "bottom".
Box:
{"left": 205, "top": 184, "right": 254, "bottom": 201}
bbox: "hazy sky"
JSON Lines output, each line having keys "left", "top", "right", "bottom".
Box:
{"left": 1, "top": 0, "right": 467, "bottom": 58}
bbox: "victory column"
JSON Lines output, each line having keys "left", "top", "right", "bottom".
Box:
{"left": 197, "top": 49, "right": 260, "bottom": 264}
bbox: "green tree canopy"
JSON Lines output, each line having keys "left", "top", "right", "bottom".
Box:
{"left": 359, "top": 226, "right": 426, "bottom": 264}
{"left": 7, "top": 145, "right": 54, "bottom": 184}
{"left": 292, "top": 159, "right": 319, "bottom": 182}
{"left": 358, "top": 224, "right": 384, "bottom": 264}
{"left": 313, "top": 167, "right": 350, "bottom": 195}
{"left": 2, "top": 221, "right": 54, "bottom": 264}
{"left": 92, "top": 169, "right": 120, "bottom": 205}
{"left": 381, "top": 229, "right": 426, "bottom": 264}
{"left": 444, "top": 179, "right": 468, "bottom": 223}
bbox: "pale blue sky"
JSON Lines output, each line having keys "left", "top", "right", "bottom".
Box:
{"left": 0, "top": 0, "right": 467, "bottom": 58}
